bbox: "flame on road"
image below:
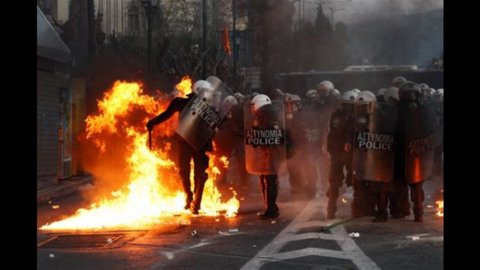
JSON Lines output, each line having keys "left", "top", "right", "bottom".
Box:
{"left": 435, "top": 200, "right": 443, "bottom": 217}
{"left": 40, "top": 79, "right": 239, "bottom": 231}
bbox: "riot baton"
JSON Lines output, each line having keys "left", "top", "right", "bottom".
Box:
{"left": 148, "top": 130, "right": 152, "bottom": 150}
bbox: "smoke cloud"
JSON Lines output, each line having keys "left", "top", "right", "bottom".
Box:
{"left": 339, "top": 0, "right": 443, "bottom": 24}
{"left": 299, "top": 0, "right": 443, "bottom": 25}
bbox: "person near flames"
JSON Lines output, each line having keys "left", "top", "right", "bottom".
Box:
{"left": 146, "top": 80, "right": 213, "bottom": 215}
{"left": 354, "top": 91, "right": 394, "bottom": 222}
{"left": 326, "top": 89, "right": 359, "bottom": 219}
{"left": 394, "top": 81, "right": 434, "bottom": 222}
{"left": 212, "top": 92, "right": 248, "bottom": 185}
{"left": 380, "top": 86, "right": 408, "bottom": 219}
{"left": 327, "top": 90, "right": 376, "bottom": 219}
{"left": 247, "top": 94, "right": 288, "bottom": 219}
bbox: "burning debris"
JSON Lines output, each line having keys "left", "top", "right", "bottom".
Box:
{"left": 40, "top": 79, "right": 239, "bottom": 231}
{"left": 435, "top": 187, "right": 444, "bottom": 217}
{"left": 435, "top": 200, "right": 443, "bottom": 217}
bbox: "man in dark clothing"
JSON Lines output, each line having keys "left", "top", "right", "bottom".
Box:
{"left": 245, "top": 94, "right": 285, "bottom": 220}
{"left": 394, "top": 82, "right": 435, "bottom": 222}
{"left": 353, "top": 91, "right": 395, "bottom": 223}
{"left": 146, "top": 80, "right": 213, "bottom": 215}
{"left": 326, "top": 90, "right": 357, "bottom": 219}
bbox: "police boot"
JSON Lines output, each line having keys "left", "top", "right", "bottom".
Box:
{"left": 181, "top": 177, "right": 193, "bottom": 210}
{"left": 373, "top": 190, "right": 388, "bottom": 222}
{"left": 191, "top": 179, "right": 207, "bottom": 215}
{"left": 413, "top": 204, "right": 423, "bottom": 222}
{"left": 259, "top": 176, "right": 279, "bottom": 220}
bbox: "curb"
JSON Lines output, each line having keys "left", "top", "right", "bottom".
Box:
{"left": 37, "top": 175, "right": 93, "bottom": 205}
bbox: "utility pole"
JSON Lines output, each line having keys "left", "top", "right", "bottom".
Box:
{"left": 329, "top": 6, "right": 344, "bottom": 29}
{"left": 141, "top": 0, "right": 158, "bottom": 91}
{"left": 232, "top": 0, "right": 237, "bottom": 80}
{"left": 202, "top": 0, "right": 207, "bottom": 78}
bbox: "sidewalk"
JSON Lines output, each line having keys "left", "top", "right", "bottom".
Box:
{"left": 37, "top": 175, "right": 94, "bottom": 205}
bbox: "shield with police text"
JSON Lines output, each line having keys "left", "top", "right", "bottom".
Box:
{"left": 175, "top": 77, "right": 235, "bottom": 151}
{"left": 353, "top": 102, "right": 397, "bottom": 182}
{"left": 244, "top": 100, "right": 286, "bottom": 175}
{"left": 403, "top": 103, "right": 436, "bottom": 184}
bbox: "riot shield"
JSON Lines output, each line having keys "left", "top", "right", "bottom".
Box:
{"left": 244, "top": 100, "right": 286, "bottom": 175}
{"left": 353, "top": 102, "right": 397, "bottom": 182}
{"left": 286, "top": 103, "right": 323, "bottom": 192}
{"left": 175, "top": 77, "right": 235, "bottom": 151}
{"left": 403, "top": 104, "right": 436, "bottom": 184}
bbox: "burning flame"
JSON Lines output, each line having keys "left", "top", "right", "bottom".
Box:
{"left": 435, "top": 200, "right": 443, "bottom": 217}
{"left": 40, "top": 80, "right": 239, "bottom": 231}
{"left": 174, "top": 76, "right": 193, "bottom": 97}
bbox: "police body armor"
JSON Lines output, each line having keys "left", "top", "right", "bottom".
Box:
{"left": 175, "top": 76, "right": 235, "bottom": 151}
{"left": 353, "top": 101, "right": 397, "bottom": 182}
{"left": 244, "top": 100, "right": 286, "bottom": 175}
{"left": 403, "top": 103, "right": 436, "bottom": 184}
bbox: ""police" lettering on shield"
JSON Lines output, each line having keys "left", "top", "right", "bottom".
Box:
{"left": 245, "top": 129, "right": 284, "bottom": 146}
{"left": 408, "top": 135, "right": 434, "bottom": 155}
{"left": 356, "top": 131, "right": 394, "bottom": 151}
{"left": 190, "top": 98, "right": 221, "bottom": 128}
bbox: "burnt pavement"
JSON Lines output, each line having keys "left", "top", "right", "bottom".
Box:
{"left": 37, "top": 168, "right": 443, "bottom": 270}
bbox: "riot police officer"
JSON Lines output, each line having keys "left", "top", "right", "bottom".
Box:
{"left": 244, "top": 94, "right": 286, "bottom": 219}
{"left": 376, "top": 88, "right": 387, "bottom": 103}
{"left": 353, "top": 91, "right": 396, "bottom": 222}
{"left": 326, "top": 90, "right": 358, "bottom": 219}
{"left": 147, "top": 78, "right": 234, "bottom": 215}
{"left": 395, "top": 82, "right": 436, "bottom": 222}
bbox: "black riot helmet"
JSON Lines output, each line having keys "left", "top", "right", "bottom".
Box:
{"left": 399, "top": 81, "right": 422, "bottom": 105}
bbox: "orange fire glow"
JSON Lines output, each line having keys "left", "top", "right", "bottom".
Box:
{"left": 40, "top": 80, "right": 239, "bottom": 231}
{"left": 174, "top": 76, "right": 193, "bottom": 97}
{"left": 435, "top": 200, "right": 443, "bottom": 217}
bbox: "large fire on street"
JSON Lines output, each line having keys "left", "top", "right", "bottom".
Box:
{"left": 40, "top": 78, "right": 239, "bottom": 231}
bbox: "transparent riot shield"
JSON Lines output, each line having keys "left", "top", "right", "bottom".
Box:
{"left": 404, "top": 104, "right": 436, "bottom": 184}
{"left": 175, "top": 77, "right": 235, "bottom": 151}
{"left": 352, "top": 102, "right": 397, "bottom": 182}
{"left": 244, "top": 100, "right": 286, "bottom": 175}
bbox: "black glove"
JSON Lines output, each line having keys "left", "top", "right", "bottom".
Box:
{"left": 146, "top": 120, "right": 154, "bottom": 132}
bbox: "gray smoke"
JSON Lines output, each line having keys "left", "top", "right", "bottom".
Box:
{"left": 339, "top": 0, "right": 443, "bottom": 24}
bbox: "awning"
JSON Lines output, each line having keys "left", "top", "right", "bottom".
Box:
{"left": 37, "top": 6, "right": 71, "bottom": 64}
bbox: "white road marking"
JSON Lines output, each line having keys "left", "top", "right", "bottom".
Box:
{"left": 241, "top": 199, "right": 381, "bottom": 270}
{"left": 163, "top": 252, "right": 174, "bottom": 260}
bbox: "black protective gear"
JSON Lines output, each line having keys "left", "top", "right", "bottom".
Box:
{"left": 148, "top": 95, "right": 212, "bottom": 215}
{"left": 258, "top": 175, "right": 279, "bottom": 219}
{"left": 410, "top": 182, "right": 424, "bottom": 222}
{"left": 178, "top": 140, "right": 209, "bottom": 213}
{"left": 146, "top": 120, "right": 154, "bottom": 132}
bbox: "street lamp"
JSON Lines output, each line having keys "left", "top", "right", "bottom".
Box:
{"left": 141, "top": 0, "right": 159, "bottom": 90}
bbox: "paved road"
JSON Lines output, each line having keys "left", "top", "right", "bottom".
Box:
{"left": 37, "top": 174, "right": 443, "bottom": 270}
